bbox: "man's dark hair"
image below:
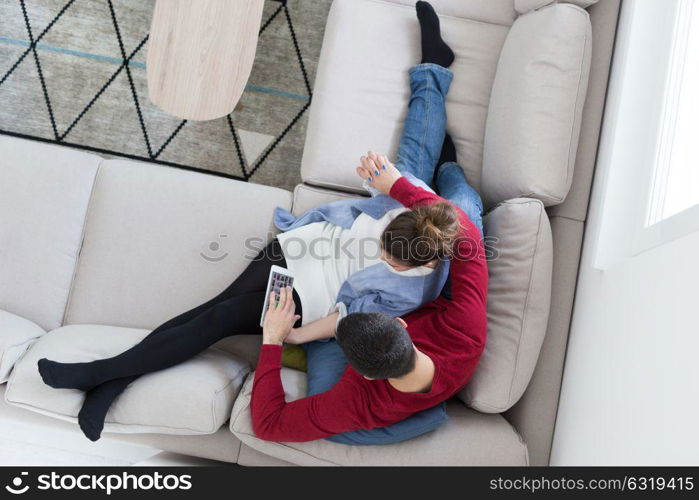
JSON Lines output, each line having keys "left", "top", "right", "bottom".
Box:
{"left": 335, "top": 312, "right": 416, "bottom": 379}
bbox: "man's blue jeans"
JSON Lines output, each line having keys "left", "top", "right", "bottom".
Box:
{"left": 395, "top": 63, "right": 483, "bottom": 235}
{"left": 307, "top": 64, "right": 483, "bottom": 445}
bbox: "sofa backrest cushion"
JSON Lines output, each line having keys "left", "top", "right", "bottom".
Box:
{"left": 0, "top": 136, "right": 99, "bottom": 330}
{"left": 514, "top": 0, "right": 598, "bottom": 15}
{"left": 380, "top": 0, "right": 517, "bottom": 25}
{"left": 64, "top": 159, "right": 292, "bottom": 330}
{"left": 459, "top": 198, "right": 552, "bottom": 412}
{"left": 0, "top": 310, "right": 46, "bottom": 383}
{"left": 300, "top": 0, "right": 510, "bottom": 194}
{"left": 480, "top": 4, "right": 592, "bottom": 209}
{"left": 291, "top": 184, "right": 360, "bottom": 216}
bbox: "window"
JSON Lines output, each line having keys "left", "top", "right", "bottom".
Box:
{"left": 590, "top": 0, "right": 699, "bottom": 270}
{"left": 647, "top": 0, "right": 699, "bottom": 225}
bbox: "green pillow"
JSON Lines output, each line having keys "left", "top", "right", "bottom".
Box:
{"left": 281, "top": 344, "right": 307, "bottom": 372}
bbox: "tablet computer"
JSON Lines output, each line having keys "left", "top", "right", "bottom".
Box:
{"left": 260, "top": 265, "right": 295, "bottom": 327}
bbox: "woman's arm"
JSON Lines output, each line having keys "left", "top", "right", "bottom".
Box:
{"left": 285, "top": 312, "right": 339, "bottom": 344}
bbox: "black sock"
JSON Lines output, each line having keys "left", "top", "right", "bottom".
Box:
{"left": 416, "top": 1, "right": 454, "bottom": 68}
{"left": 78, "top": 377, "right": 137, "bottom": 441}
{"left": 38, "top": 358, "right": 100, "bottom": 391}
{"left": 433, "top": 133, "right": 456, "bottom": 185}
{"left": 438, "top": 133, "right": 456, "bottom": 166}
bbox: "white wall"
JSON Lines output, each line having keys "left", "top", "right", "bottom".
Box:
{"left": 552, "top": 231, "right": 699, "bottom": 465}
{"left": 551, "top": 0, "right": 699, "bottom": 465}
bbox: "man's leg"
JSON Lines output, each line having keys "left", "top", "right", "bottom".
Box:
{"left": 435, "top": 161, "right": 484, "bottom": 237}
{"left": 393, "top": 3, "right": 454, "bottom": 185}
{"left": 434, "top": 149, "right": 484, "bottom": 300}
{"left": 394, "top": 66, "right": 453, "bottom": 186}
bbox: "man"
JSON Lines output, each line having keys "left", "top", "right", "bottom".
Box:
{"left": 253, "top": 168, "right": 488, "bottom": 441}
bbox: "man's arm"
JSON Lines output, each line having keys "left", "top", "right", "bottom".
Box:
{"left": 357, "top": 152, "right": 488, "bottom": 357}
{"left": 255, "top": 287, "right": 371, "bottom": 441}
{"left": 375, "top": 161, "right": 488, "bottom": 350}
{"left": 436, "top": 229, "right": 488, "bottom": 343}
{"left": 355, "top": 151, "right": 444, "bottom": 208}
{"left": 388, "top": 175, "right": 442, "bottom": 209}
{"left": 252, "top": 344, "right": 371, "bottom": 442}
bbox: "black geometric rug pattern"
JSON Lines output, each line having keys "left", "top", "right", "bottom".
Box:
{"left": 0, "top": 0, "right": 331, "bottom": 191}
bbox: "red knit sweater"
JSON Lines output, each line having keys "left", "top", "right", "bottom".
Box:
{"left": 251, "top": 177, "right": 488, "bottom": 442}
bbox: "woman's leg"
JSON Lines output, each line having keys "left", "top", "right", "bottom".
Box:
{"left": 76, "top": 286, "right": 247, "bottom": 441}
{"left": 393, "top": 3, "right": 454, "bottom": 185}
{"left": 74, "top": 289, "right": 259, "bottom": 442}
{"left": 46, "top": 239, "right": 287, "bottom": 440}
{"left": 39, "top": 291, "right": 269, "bottom": 390}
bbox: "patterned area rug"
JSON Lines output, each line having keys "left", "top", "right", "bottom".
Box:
{"left": 0, "top": 0, "right": 332, "bottom": 191}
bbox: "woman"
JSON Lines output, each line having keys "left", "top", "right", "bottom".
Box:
{"left": 37, "top": 0, "right": 481, "bottom": 442}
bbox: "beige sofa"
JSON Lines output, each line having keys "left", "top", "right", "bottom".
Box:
{"left": 0, "top": 0, "right": 620, "bottom": 465}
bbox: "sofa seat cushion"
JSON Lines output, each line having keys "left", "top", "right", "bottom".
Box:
{"left": 300, "top": 0, "right": 509, "bottom": 194}
{"left": 5, "top": 325, "right": 250, "bottom": 435}
{"left": 0, "top": 136, "right": 100, "bottom": 331}
{"left": 229, "top": 369, "right": 528, "bottom": 466}
{"left": 214, "top": 335, "right": 264, "bottom": 367}
{"left": 460, "top": 199, "right": 553, "bottom": 413}
{"left": 64, "top": 159, "right": 293, "bottom": 330}
{"left": 0, "top": 310, "right": 46, "bottom": 383}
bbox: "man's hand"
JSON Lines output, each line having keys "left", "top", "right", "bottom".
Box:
{"left": 262, "top": 286, "right": 300, "bottom": 346}
{"left": 356, "top": 151, "right": 402, "bottom": 195}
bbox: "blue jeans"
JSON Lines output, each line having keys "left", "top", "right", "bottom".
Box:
{"left": 306, "top": 64, "right": 484, "bottom": 446}
{"left": 396, "top": 63, "right": 483, "bottom": 236}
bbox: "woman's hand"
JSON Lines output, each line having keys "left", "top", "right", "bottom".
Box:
{"left": 356, "top": 151, "right": 402, "bottom": 195}
{"left": 284, "top": 328, "right": 303, "bottom": 344}
{"left": 282, "top": 312, "right": 339, "bottom": 345}
{"left": 262, "top": 286, "right": 300, "bottom": 346}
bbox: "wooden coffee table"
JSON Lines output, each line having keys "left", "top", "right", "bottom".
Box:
{"left": 146, "top": 0, "right": 265, "bottom": 121}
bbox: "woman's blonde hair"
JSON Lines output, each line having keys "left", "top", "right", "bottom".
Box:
{"left": 381, "top": 201, "right": 460, "bottom": 266}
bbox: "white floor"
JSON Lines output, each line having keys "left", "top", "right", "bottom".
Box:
{"left": 0, "top": 383, "right": 227, "bottom": 466}
{"left": 0, "top": 398, "right": 159, "bottom": 465}
{"left": 0, "top": 436, "right": 224, "bottom": 466}
{"left": 0, "top": 437, "right": 144, "bottom": 466}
